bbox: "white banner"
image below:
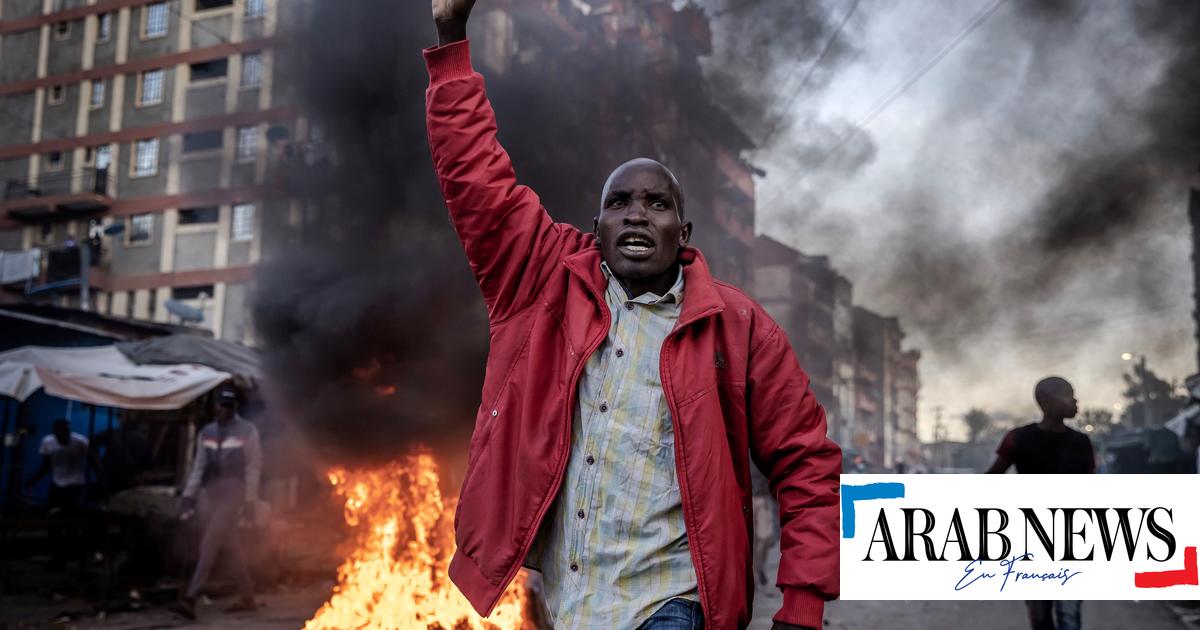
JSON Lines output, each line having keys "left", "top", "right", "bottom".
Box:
{"left": 840, "top": 475, "right": 1200, "bottom": 600}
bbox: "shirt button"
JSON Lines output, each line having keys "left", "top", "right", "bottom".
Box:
{"left": 625, "top": 302, "right": 634, "bottom": 311}
{"left": 577, "top": 510, "right": 585, "bottom": 519}
{"left": 586, "top": 455, "right": 595, "bottom": 465}
{"left": 599, "top": 402, "right": 608, "bottom": 413}
{"left": 570, "top": 563, "right": 579, "bottom": 572}
{"left": 490, "top": 409, "right": 498, "bottom": 417}
{"left": 615, "top": 348, "right": 624, "bottom": 358}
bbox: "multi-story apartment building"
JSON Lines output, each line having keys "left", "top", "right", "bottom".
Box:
{"left": 891, "top": 347, "right": 921, "bottom": 467}
{"left": 832, "top": 273, "right": 856, "bottom": 451}
{"left": 0, "top": 0, "right": 296, "bottom": 341}
{"left": 852, "top": 306, "right": 885, "bottom": 463}
{"left": 851, "top": 306, "right": 920, "bottom": 469}
{"left": 754, "top": 235, "right": 838, "bottom": 433}
{"left": 0, "top": 0, "right": 758, "bottom": 343}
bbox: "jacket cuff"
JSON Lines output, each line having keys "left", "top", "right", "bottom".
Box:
{"left": 773, "top": 587, "right": 825, "bottom": 629}
{"left": 424, "top": 39, "right": 474, "bottom": 86}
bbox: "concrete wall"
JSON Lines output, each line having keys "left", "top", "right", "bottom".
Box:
{"left": 0, "top": 156, "right": 30, "bottom": 187}
{"left": 179, "top": 153, "right": 222, "bottom": 193}
{"left": 190, "top": 14, "right": 232, "bottom": 48}
{"left": 108, "top": 212, "right": 162, "bottom": 274}
{"left": 230, "top": 160, "right": 254, "bottom": 188}
{"left": 184, "top": 81, "right": 225, "bottom": 118}
{"left": 228, "top": 237, "right": 250, "bottom": 265}
{"left": 0, "top": 228, "right": 23, "bottom": 250}
{"left": 0, "top": 30, "right": 40, "bottom": 83}
{"left": 40, "top": 82, "right": 79, "bottom": 140}
{"left": 2, "top": 0, "right": 43, "bottom": 20}
{"left": 220, "top": 281, "right": 248, "bottom": 341}
{"left": 46, "top": 18, "right": 85, "bottom": 76}
{"left": 0, "top": 93, "right": 35, "bottom": 148}
{"left": 173, "top": 230, "right": 217, "bottom": 270}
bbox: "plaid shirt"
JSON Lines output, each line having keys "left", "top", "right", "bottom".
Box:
{"left": 534, "top": 262, "right": 698, "bottom": 629}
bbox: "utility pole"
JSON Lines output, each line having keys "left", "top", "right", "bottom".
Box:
{"left": 932, "top": 405, "right": 946, "bottom": 470}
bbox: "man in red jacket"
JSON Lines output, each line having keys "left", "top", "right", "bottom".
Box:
{"left": 426, "top": 1, "right": 840, "bottom": 628}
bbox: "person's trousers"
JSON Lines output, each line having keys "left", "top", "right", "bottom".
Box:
{"left": 185, "top": 479, "right": 253, "bottom": 600}
{"left": 46, "top": 484, "right": 85, "bottom": 565}
{"left": 1025, "top": 600, "right": 1081, "bottom": 630}
{"left": 638, "top": 598, "right": 705, "bottom": 630}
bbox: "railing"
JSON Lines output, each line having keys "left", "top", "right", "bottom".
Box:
{"left": 3, "top": 166, "right": 115, "bottom": 201}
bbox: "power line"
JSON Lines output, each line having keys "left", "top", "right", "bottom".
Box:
{"left": 166, "top": 0, "right": 238, "bottom": 47}
{"left": 758, "top": 0, "right": 1011, "bottom": 209}
{"left": 752, "top": 0, "right": 860, "bottom": 155}
{"left": 834, "top": 0, "right": 1010, "bottom": 161}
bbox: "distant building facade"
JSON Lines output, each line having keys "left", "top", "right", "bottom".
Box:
{"left": 757, "top": 235, "right": 921, "bottom": 463}
{"left": 0, "top": 0, "right": 302, "bottom": 341}
{"left": 0, "top": 0, "right": 757, "bottom": 342}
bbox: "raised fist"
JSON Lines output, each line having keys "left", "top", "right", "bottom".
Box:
{"left": 432, "top": 0, "right": 475, "bottom": 24}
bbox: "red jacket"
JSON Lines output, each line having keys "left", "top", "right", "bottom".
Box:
{"left": 426, "top": 40, "right": 840, "bottom": 630}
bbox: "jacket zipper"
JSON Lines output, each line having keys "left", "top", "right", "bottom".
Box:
{"left": 659, "top": 306, "right": 721, "bottom": 626}
{"left": 483, "top": 291, "right": 612, "bottom": 616}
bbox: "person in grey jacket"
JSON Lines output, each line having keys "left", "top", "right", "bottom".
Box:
{"left": 171, "top": 385, "right": 262, "bottom": 619}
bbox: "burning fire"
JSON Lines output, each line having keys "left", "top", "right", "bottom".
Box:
{"left": 305, "top": 451, "right": 526, "bottom": 630}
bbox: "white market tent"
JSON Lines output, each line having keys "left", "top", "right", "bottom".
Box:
{"left": 0, "top": 345, "right": 231, "bottom": 410}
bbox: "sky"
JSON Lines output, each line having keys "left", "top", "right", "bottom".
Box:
{"left": 702, "top": 0, "right": 1198, "bottom": 441}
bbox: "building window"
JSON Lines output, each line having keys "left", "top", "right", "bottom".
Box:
{"left": 179, "top": 206, "right": 220, "bottom": 225}
{"left": 195, "top": 0, "right": 234, "bottom": 11}
{"left": 235, "top": 126, "right": 258, "bottom": 162}
{"left": 46, "top": 152, "right": 64, "bottom": 172}
{"left": 182, "top": 129, "right": 223, "bottom": 153}
{"left": 231, "top": 203, "right": 255, "bottom": 242}
{"left": 246, "top": 0, "right": 266, "bottom": 18}
{"left": 94, "top": 144, "right": 112, "bottom": 170}
{"left": 132, "top": 138, "right": 159, "bottom": 177}
{"left": 53, "top": 21, "right": 71, "bottom": 39}
{"left": 127, "top": 213, "right": 154, "bottom": 244}
{"left": 48, "top": 84, "right": 66, "bottom": 105}
{"left": 189, "top": 59, "right": 228, "bottom": 83}
{"left": 97, "top": 12, "right": 113, "bottom": 42}
{"left": 143, "top": 3, "right": 168, "bottom": 39}
{"left": 89, "top": 79, "right": 105, "bottom": 109}
{"left": 241, "top": 52, "right": 263, "bottom": 88}
{"left": 137, "top": 69, "right": 165, "bottom": 106}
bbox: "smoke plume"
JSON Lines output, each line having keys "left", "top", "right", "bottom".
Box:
{"left": 735, "top": 0, "right": 1199, "bottom": 419}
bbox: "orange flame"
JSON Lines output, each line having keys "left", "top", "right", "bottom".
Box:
{"left": 305, "top": 451, "right": 525, "bottom": 630}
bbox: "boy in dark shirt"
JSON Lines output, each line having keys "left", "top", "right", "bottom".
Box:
{"left": 986, "top": 376, "right": 1093, "bottom": 630}
{"left": 987, "top": 376, "right": 1095, "bottom": 474}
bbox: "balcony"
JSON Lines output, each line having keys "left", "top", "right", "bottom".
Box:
{"left": 2, "top": 166, "right": 116, "bottom": 221}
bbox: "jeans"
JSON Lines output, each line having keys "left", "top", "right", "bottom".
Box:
{"left": 1025, "top": 600, "right": 1081, "bottom": 630}
{"left": 638, "top": 598, "right": 704, "bottom": 630}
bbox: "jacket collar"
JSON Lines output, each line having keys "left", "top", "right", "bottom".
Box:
{"left": 564, "top": 245, "right": 726, "bottom": 326}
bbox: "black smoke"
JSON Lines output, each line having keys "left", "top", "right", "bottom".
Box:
{"left": 252, "top": 0, "right": 488, "bottom": 466}
{"left": 252, "top": 0, "right": 764, "bottom": 465}
{"left": 741, "top": 0, "right": 1199, "bottom": 369}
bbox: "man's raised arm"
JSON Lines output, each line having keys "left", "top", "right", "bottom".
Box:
{"left": 426, "top": 0, "right": 589, "bottom": 321}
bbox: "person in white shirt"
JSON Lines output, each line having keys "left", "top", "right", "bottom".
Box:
{"left": 26, "top": 418, "right": 98, "bottom": 567}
